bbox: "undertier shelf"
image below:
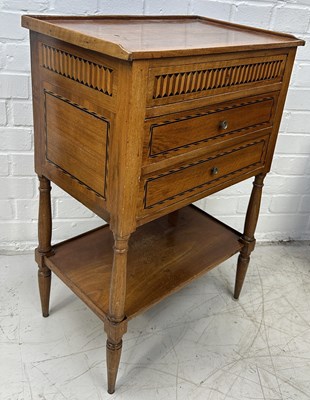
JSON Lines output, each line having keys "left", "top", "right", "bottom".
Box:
{"left": 45, "top": 205, "right": 243, "bottom": 321}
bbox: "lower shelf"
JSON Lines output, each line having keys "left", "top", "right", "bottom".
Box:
{"left": 45, "top": 205, "right": 243, "bottom": 321}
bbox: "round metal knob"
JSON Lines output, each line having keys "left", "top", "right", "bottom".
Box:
{"left": 219, "top": 120, "right": 228, "bottom": 130}
{"left": 211, "top": 167, "right": 219, "bottom": 175}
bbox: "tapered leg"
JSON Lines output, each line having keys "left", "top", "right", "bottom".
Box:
{"left": 35, "top": 176, "right": 53, "bottom": 317}
{"left": 234, "top": 173, "right": 266, "bottom": 299}
{"left": 104, "top": 234, "right": 129, "bottom": 394}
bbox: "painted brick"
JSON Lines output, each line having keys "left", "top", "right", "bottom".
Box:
{"left": 275, "top": 134, "right": 310, "bottom": 154}
{"left": 0, "top": 221, "right": 37, "bottom": 242}
{"left": 15, "top": 199, "right": 38, "bottom": 220}
{"left": 12, "top": 102, "right": 33, "bottom": 126}
{"left": 289, "top": 61, "right": 299, "bottom": 87}
{"left": 11, "top": 153, "right": 34, "bottom": 176}
{"left": 211, "top": 215, "right": 246, "bottom": 233}
{"left": 191, "top": 0, "right": 231, "bottom": 20}
{"left": 207, "top": 178, "right": 253, "bottom": 197}
{"left": 52, "top": 0, "right": 98, "bottom": 14}
{"left": 5, "top": 44, "right": 31, "bottom": 72}
{"left": 269, "top": 195, "right": 300, "bottom": 213}
{"left": 0, "top": 74, "right": 29, "bottom": 99}
{"left": 0, "top": 154, "right": 9, "bottom": 176}
{"left": 285, "top": 89, "right": 310, "bottom": 110}
{"left": 0, "top": 101, "right": 7, "bottom": 125}
{"left": 256, "top": 214, "right": 308, "bottom": 236}
{"left": 0, "top": 12, "right": 27, "bottom": 40}
{"left": 279, "top": 111, "right": 290, "bottom": 133}
{"left": 300, "top": 195, "right": 310, "bottom": 212}
{"left": 237, "top": 195, "right": 271, "bottom": 215}
{"left": 195, "top": 195, "right": 239, "bottom": 215}
{"left": 271, "top": 156, "right": 309, "bottom": 175}
{"left": 264, "top": 176, "right": 310, "bottom": 195}
{"left": 0, "top": 44, "right": 5, "bottom": 69}
{"left": 2, "top": 0, "right": 49, "bottom": 12}
{"left": 0, "top": 200, "right": 14, "bottom": 220}
{"left": 272, "top": 6, "right": 310, "bottom": 33}
{"left": 296, "top": 35, "right": 310, "bottom": 61}
{"left": 232, "top": 3, "right": 273, "bottom": 29}
{"left": 1, "top": 0, "right": 310, "bottom": 247}
{"left": 295, "top": 64, "right": 310, "bottom": 87}
{"left": 51, "top": 185, "right": 70, "bottom": 198}
{"left": 0, "top": 177, "right": 34, "bottom": 199}
{"left": 145, "top": 0, "right": 189, "bottom": 14}
{"left": 55, "top": 198, "right": 94, "bottom": 218}
{"left": 52, "top": 219, "right": 103, "bottom": 242}
{"left": 0, "top": 128, "right": 32, "bottom": 151}
{"left": 98, "top": 0, "right": 144, "bottom": 14}
{"left": 286, "top": 112, "right": 310, "bottom": 133}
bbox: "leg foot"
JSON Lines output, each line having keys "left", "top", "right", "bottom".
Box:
{"left": 234, "top": 252, "right": 250, "bottom": 299}
{"left": 106, "top": 339, "right": 122, "bottom": 394}
{"left": 38, "top": 267, "right": 51, "bottom": 317}
{"left": 234, "top": 173, "right": 265, "bottom": 299}
{"left": 37, "top": 176, "right": 53, "bottom": 317}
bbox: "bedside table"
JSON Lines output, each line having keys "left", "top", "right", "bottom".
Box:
{"left": 22, "top": 15, "right": 304, "bottom": 394}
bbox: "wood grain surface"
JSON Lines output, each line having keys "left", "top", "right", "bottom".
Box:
{"left": 24, "top": 14, "right": 304, "bottom": 394}
{"left": 22, "top": 15, "right": 304, "bottom": 60}
{"left": 45, "top": 205, "right": 242, "bottom": 320}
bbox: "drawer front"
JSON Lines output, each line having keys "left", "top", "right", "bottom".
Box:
{"left": 142, "top": 135, "right": 269, "bottom": 211}
{"left": 148, "top": 54, "right": 286, "bottom": 107}
{"left": 145, "top": 93, "right": 277, "bottom": 163}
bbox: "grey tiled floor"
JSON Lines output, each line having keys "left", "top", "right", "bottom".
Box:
{"left": 1, "top": 243, "right": 310, "bottom": 400}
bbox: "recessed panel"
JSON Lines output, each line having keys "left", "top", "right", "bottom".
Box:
{"left": 45, "top": 91, "right": 108, "bottom": 197}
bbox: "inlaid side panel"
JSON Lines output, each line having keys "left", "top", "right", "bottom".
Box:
{"left": 148, "top": 54, "right": 286, "bottom": 106}
{"left": 41, "top": 43, "right": 113, "bottom": 96}
{"left": 45, "top": 91, "right": 109, "bottom": 198}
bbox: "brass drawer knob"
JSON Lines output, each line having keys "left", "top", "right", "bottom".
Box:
{"left": 211, "top": 167, "right": 219, "bottom": 175}
{"left": 219, "top": 120, "right": 228, "bottom": 130}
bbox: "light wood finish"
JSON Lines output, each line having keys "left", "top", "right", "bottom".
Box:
{"left": 142, "top": 135, "right": 269, "bottom": 211}
{"left": 234, "top": 173, "right": 266, "bottom": 299}
{"left": 148, "top": 54, "right": 286, "bottom": 108}
{"left": 22, "top": 16, "right": 304, "bottom": 60}
{"left": 45, "top": 91, "right": 109, "bottom": 197}
{"left": 23, "top": 15, "right": 303, "bottom": 394}
{"left": 44, "top": 206, "right": 242, "bottom": 320}
{"left": 144, "top": 93, "right": 277, "bottom": 162}
{"left": 36, "top": 176, "right": 53, "bottom": 317}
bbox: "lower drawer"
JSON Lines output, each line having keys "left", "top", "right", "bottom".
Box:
{"left": 141, "top": 134, "right": 269, "bottom": 212}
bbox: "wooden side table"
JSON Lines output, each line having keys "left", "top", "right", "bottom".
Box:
{"left": 22, "top": 15, "right": 304, "bottom": 394}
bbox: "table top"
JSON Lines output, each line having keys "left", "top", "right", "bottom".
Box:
{"left": 22, "top": 15, "right": 304, "bottom": 60}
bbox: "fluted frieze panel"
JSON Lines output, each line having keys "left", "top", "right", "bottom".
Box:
{"left": 152, "top": 56, "right": 285, "bottom": 99}
{"left": 41, "top": 44, "right": 113, "bottom": 96}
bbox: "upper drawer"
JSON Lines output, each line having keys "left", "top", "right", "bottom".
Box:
{"left": 144, "top": 92, "right": 278, "bottom": 164}
{"left": 147, "top": 54, "right": 286, "bottom": 108}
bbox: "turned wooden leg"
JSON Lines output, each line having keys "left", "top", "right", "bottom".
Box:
{"left": 234, "top": 173, "right": 266, "bottom": 299}
{"left": 104, "top": 234, "right": 129, "bottom": 394}
{"left": 35, "top": 176, "right": 53, "bottom": 317}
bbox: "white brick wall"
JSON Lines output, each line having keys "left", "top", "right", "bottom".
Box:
{"left": 0, "top": 0, "right": 309, "bottom": 252}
